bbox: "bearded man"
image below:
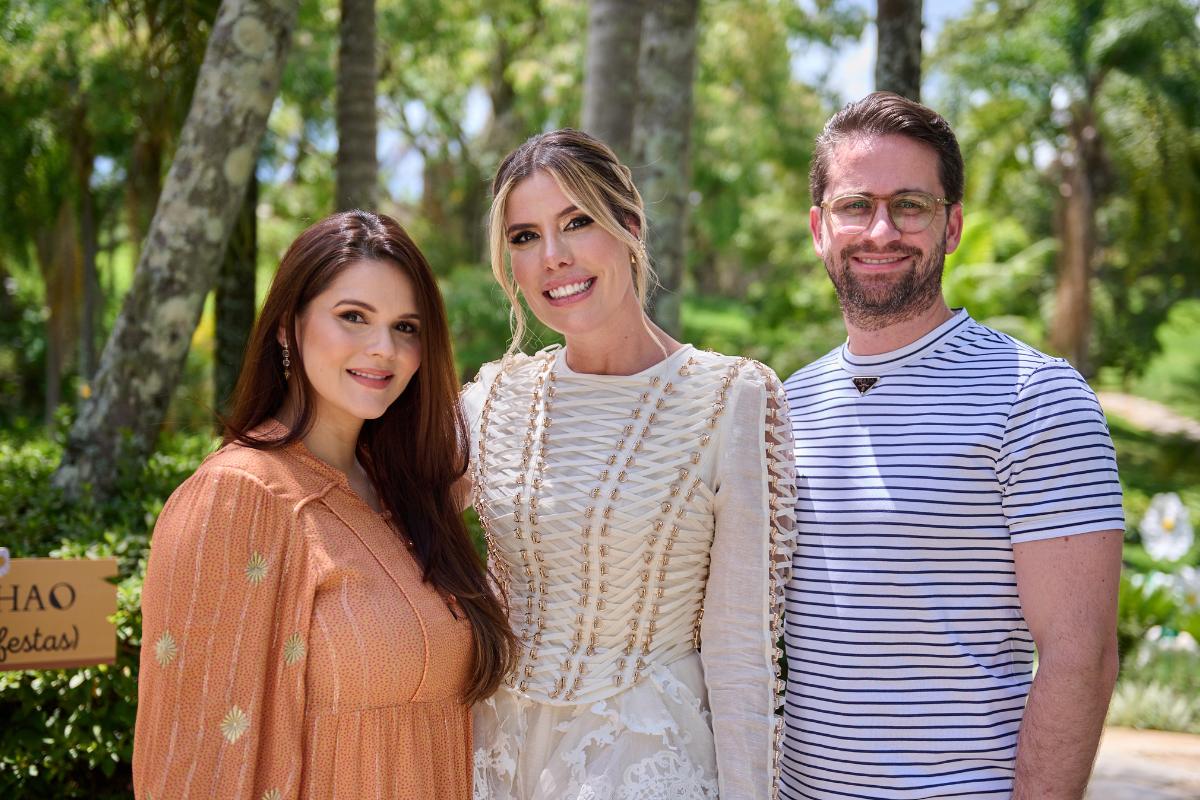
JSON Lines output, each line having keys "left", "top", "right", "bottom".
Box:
{"left": 779, "top": 92, "right": 1124, "bottom": 800}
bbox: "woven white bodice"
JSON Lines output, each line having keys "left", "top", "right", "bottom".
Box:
{"left": 464, "top": 344, "right": 797, "bottom": 798}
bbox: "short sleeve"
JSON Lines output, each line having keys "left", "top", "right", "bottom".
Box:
{"left": 997, "top": 361, "right": 1125, "bottom": 544}
{"left": 134, "top": 465, "right": 315, "bottom": 800}
{"left": 702, "top": 363, "right": 798, "bottom": 800}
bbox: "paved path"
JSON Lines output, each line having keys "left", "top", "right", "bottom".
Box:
{"left": 1097, "top": 392, "right": 1200, "bottom": 442}
{"left": 1087, "top": 727, "right": 1200, "bottom": 799}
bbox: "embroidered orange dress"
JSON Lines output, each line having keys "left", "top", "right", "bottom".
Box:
{"left": 134, "top": 423, "right": 474, "bottom": 800}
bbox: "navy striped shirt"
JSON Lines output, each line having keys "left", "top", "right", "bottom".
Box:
{"left": 779, "top": 311, "right": 1123, "bottom": 800}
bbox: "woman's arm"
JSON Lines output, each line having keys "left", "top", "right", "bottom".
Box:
{"left": 700, "top": 365, "right": 798, "bottom": 800}
{"left": 133, "top": 465, "right": 314, "bottom": 800}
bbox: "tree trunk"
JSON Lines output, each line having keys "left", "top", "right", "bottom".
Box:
{"left": 53, "top": 0, "right": 300, "bottom": 498}
{"left": 1049, "top": 107, "right": 1101, "bottom": 375}
{"left": 581, "top": 0, "right": 645, "bottom": 161}
{"left": 335, "top": 0, "right": 378, "bottom": 211}
{"left": 215, "top": 173, "right": 258, "bottom": 415}
{"left": 72, "top": 110, "right": 100, "bottom": 380}
{"left": 35, "top": 202, "right": 83, "bottom": 429}
{"left": 875, "top": 0, "right": 923, "bottom": 101}
{"left": 631, "top": 0, "right": 700, "bottom": 338}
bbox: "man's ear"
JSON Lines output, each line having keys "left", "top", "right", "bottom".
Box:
{"left": 809, "top": 206, "right": 826, "bottom": 259}
{"left": 944, "top": 203, "right": 965, "bottom": 256}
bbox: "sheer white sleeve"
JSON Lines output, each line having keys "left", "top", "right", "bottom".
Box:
{"left": 701, "top": 363, "right": 798, "bottom": 800}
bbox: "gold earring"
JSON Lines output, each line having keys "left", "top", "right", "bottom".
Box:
{"left": 282, "top": 344, "right": 291, "bottom": 380}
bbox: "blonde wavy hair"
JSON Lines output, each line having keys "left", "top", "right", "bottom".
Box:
{"left": 487, "top": 128, "right": 659, "bottom": 354}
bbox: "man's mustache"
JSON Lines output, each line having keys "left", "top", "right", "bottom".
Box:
{"left": 839, "top": 242, "right": 924, "bottom": 261}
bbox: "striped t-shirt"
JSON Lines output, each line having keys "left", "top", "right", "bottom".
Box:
{"left": 779, "top": 310, "right": 1123, "bottom": 800}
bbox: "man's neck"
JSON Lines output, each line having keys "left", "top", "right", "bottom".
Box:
{"left": 844, "top": 299, "right": 956, "bottom": 357}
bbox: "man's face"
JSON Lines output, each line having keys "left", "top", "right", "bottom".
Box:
{"left": 809, "top": 134, "right": 963, "bottom": 331}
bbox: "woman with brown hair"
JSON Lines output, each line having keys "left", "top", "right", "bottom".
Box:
{"left": 134, "top": 210, "right": 514, "bottom": 799}
{"left": 465, "top": 130, "right": 797, "bottom": 799}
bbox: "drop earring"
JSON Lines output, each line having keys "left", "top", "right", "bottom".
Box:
{"left": 282, "top": 344, "right": 291, "bottom": 381}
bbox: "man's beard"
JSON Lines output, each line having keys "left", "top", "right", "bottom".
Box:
{"left": 824, "top": 236, "right": 947, "bottom": 332}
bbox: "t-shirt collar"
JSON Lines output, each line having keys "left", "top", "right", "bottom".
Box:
{"left": 837, "top": 309, "right": 972, "bottom": 377}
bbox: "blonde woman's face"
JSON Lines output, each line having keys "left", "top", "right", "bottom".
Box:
{"left": 503, "top": 171, "right": 639, "bottom": 340}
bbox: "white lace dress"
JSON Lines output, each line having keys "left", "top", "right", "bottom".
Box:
{"left": 463, "top": 345, "right": 797, "bottom": 800}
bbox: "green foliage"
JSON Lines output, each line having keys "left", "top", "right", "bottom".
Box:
{"left": 1104, "top": 415, "right": 1200, "bottom": 732}
{"left": 943, "top": 211, "right": 1057, "bottom": 346}
{"left": 933, "top": 0, "right": 1200, "bottom": 377}
{"left": 1108, "top": 674, "right": 1200, "bottom": 733}
{"left": 1107, "top": 415, "right": 1200, "bottom": 535}
{"left": 0, "top": 430, "right": 216, "bottom": 797}
{"left": 1134, "top": 300, "right": 1200, "bottom": 421}
{"left": 1116, "top": 573, "right": 1182, "bottom": 664}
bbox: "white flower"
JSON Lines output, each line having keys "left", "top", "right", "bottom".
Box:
{"left": 0, "top": 547, "right": 9, "bottom": 578}
{"left": 1140, "top": 492, "right": 1194, "bottom": 561}
{"left": 1172, "top": 565, "right": 1200, "bottom": 611}
{"left": 1131, "top": 571, "right": 1169, "bottom": 592}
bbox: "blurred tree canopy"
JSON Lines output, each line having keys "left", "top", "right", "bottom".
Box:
{"left": 935, "top": 0, "right": 1200, "bottom": 378}
{"left": 0, "top": 0, "right": 1197, "bottom": 438}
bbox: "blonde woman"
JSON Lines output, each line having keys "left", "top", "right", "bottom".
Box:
{"left": 464, "top": 129, "right": 797, "bottom": 799}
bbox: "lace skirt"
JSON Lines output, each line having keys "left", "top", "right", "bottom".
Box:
{"left": 473, "top": 651, "right": 719, "bottom": 800}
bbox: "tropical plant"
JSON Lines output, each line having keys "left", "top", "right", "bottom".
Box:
{"left": 934, "top": 0, "right": 1200, "bottom": 377}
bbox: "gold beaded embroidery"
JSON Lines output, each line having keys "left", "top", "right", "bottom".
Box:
{"left": 473, "top": 351, "right": 556, "bottom": 689}
{"left": 473, "top": 349, "right": 794, "bottom": 727}
{"left": 559, "top": 360, "right": 684, "bottom": 700}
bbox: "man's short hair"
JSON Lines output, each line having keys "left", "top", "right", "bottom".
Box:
{"left": 809, "top": 91, "right": 964, "bottom": 206}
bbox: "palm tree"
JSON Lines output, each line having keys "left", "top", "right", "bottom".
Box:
{"left": 876, "top": 0, "right": 923, "bottom": 100}
{"left": 632, "top": 0, "right": 701, "bottom": 338}
{"left": 582, "top": 0, "right": 645, "bottom": 161}
{"left": 937, "top": 0, "right": 1200, "bottom": 375}
{"left": 335, "top": 0, "right": 378, "bottom": 211}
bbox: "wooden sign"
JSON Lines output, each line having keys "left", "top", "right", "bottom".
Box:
{"left": 0, "top": 557, "right": 118, "bottom": 671}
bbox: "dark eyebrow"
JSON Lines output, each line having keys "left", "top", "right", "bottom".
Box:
{"left": 839, "top": 188, "right": 933, "bottom": 198}
{"left": 334, "top": 300, "right": 420, "bottom": 320}
{"left": 334, "top": 299, "right": 377, "bottom": 312}
{"left": 505, "top": 204, "right": 580, "bottom": 235}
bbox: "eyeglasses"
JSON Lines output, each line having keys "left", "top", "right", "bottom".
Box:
{"left": 820, "top": 191, "right": 952, "bottom": 234}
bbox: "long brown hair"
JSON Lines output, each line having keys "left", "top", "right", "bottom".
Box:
{"left": 223, "top": 210, "right": 515, "bottom": 702}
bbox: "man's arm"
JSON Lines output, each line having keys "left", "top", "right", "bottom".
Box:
{"left": 1011, "top": 529, "right": 1123, "bottom": 800}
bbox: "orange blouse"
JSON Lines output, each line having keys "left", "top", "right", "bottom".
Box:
{"left": 134, "top": 425, "right": 474, "bottom": 799}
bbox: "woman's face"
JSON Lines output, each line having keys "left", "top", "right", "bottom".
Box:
{"left": 504, "top": 171, "right": 639, "bottom": 340}
{"left": 288, "top": 259, "right": 422, "bottom": 434}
